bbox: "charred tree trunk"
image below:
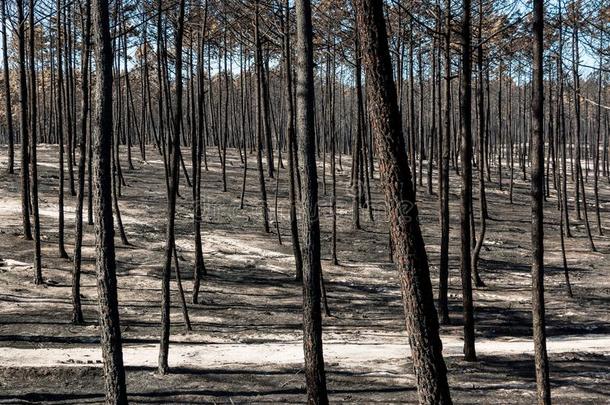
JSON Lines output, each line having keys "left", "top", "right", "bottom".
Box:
{"left": 72, "top": 0, "right": 92, "bottom": 325}
{"left": 283, "top": 0, "right": 303, "bottom": 281}
{"left": 295, "top": 0, "right": 329, "bottom": 401}
{"left": 355, "top": 0, "right": 453, "bottom": 402}
{"left": 57, "top": 0, "right": 69, "bottom": 259}
{"left": 471, "top": 0, "right": 486, "bottom": 288}
{"left": 17, "top": 0, "right": 32, "bottom": 241}
{"left": 459, "top": 0, "right": 476, "bottom": 362}
{"left": 192, "top": 5, "right": 209, "bottom": 305}
{"left": 28, "top": 0, "right": 42, "bottom": 285}
{"left": 571, "top": 7, "right": 595, "bottom": 252}
{"left": 438, "top": 0, "right": 452, "bottom": 326}
{"left": 531, "top": 1, "right": 551, "bottom": 402}
{"left": 91, "top": 0, "right": 128, "bottom": 399}
{"left": 254, "top": 0, "right": 270, "bottom": 234}
{"left": 352, "top": 39, "right": 363, "bottom": 231}
{"left": 1, "top": 0, "right": 14, "bottom": 174}
{"left": 159, "top": 0, "right": 186, "bottom": 375}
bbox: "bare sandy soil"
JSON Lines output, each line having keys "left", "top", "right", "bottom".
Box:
{"left": 0, "top": 145, "right": 609, "bottom": 404}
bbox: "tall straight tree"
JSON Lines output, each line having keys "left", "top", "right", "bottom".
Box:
{"left": 192, "top": 1, "right": 209, "bottom": 305}
{"left": 1, "top": 0, "right": 14, "bottom": 174}
{"left": 295, "top": 0, "right": 328, "bottom": 402}
{"left": 352, "top": 37, "right": 363, "bottom": 230}
{"left": 17, "top": 0, "right": 32, "bottom": 241}
{"left": 459, "top": 0, "right": 476, "bottom": 362}
{"left": 72, "top": 0, "right": 92, "bottom": 324}
{"left": 354, "top": 0, "right": 452, "bottom": 402}
{"left": 438, "top": 0, "right": 452, "bottom": 325}
{"left": 254, "top": 0, "right": 270, "bottom": 233}
{"left": 91, "top": 0, "right": 128, "bottom": 400}
{"left": 159, "top": 0, "right": 186, "bottom": 375}
{"left": 471, "top": 0, "right": 487, "bottom": 288}
{"left": 28, "top": 0, "right": 42, "bottom": 285}
{"left": 531, "top": 0, "right": 551, "bottom": 402}
{"left": 282, "top": 0, "right": 303, "bottom": 281}
{"left": 570, "top": 2, "right": 596, "bottom": 252}
{"left": 56, "top": 0, "right": 69, "bottom": 259}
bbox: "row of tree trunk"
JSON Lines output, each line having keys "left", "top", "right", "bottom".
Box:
{"left": 2, "top": 0, "right": 605, "bottom": 403}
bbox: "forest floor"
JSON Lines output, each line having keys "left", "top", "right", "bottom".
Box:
{"left": 0, "top": 145, "right": 609, "bottom": 404}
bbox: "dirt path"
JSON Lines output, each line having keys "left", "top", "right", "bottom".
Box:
{"left": 2, "top": 334, "right": 608, "bottom": 371}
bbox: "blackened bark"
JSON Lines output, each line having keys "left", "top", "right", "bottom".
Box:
{"left": 571, "top": 8, "right": 595, "bottom": 252}
{"left": 159, "top": 0, "right": 186, "bottom": 375}
{"left": 192, "top": 6, "right": 209, "bottom": 305}
{"left": 1, "top": 0, "right": 14, "bottom": 174}
{"left": 354, "top": 0, "right": 452, "bottom": 402}
{"left": 295, "top": 0, "right": 329, "bottom": 402}
{"left": 254, "top": 0, "right": 270, "bottom": 234}
{"left": 531, "top": 1, "right": 551, "bottom": 402}
{"left": 111, "top": 151, "right": 129, "bottom": 245}
{"left": 283, "top": 0, "right": 303, "bottom": 281}
{"left": 261, "top": 52, "right": 275, "bottom": 180}
{"left": 471, "top": 0, "right": 486, "bottom": 288}
{"left": 593, "top": 31, "right": 603, "bottom": 237}
{"left": 57, "top": 0, "right": 69, "bottom": 259}
{"left": 17, "top": 0, "right": 32, "bottom": 241}
{"left": 438, "top": 0, "right": 452, "bottom": 326}
{"left": 91, "top": 0, "right": 128, "bottom": 399}
{"left": 353, "top": 38, "right": 363, "bottom": 230}
{"left": 459, "top": 0, "right": 476, "bottom": 362}
{"left": 28, "top": 0, "right": 42, "bottom": 285}
{"left": 329, "top": 44, "right": 338, "bottom": 265}
{"left": 72, "top": 0, "right": 92, "bottom": 325}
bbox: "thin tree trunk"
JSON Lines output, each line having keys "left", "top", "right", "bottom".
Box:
{"left": 192, "top": 7, "right": 209, "bottom": 305}
{"left": 17, "top": 0, "right": 32, "bottom": 241}
{"left": 28, "top": 0, "right": 42, "bottom": 285}
{"left": 459, "top": 0, "right": 476, "bottom": 362}
{"left": 353, "top": 39, "right": 363, "bottom": 230}
{"left": 531, "top": 1, "right": 551, "bottom": 402}
{"left": 91, "top": 0, "right": 128, "bottom": 399}
{"left": 254, "top": 0, "right": 270, "bottom": 234}
{"left": 172, "top": 245, "right": 192, "bottom": 331}
{"left": 159, "top": 0, "right": 186, "bottom": 375}
{"left": 593, "top": 30, "right": 603, "bottom": 236}
{"left": 460, "top": 0, "right": 477, "bottom": 361}
{"left": 471, "top": 0, "right": 487, "bottom": 288}
{"left": 295, "top": 0, "right": 329, "bottom": 401}
{"left": 283, "top": 0, "right": 303, "bottom": 280}
{"left": 72, "top": 0, "right": 92, "bottom": 325}
{"left": 572, "top": 6, "right": 596, "bottom": 252}
{"left": 438, "top": 0, "right": 452, "bottom": 325}
{"left": 1, "top": 0, "right": 14, "bottom": 174}
{"left": 57, "top": 0, "right": 69, "bottom": 259}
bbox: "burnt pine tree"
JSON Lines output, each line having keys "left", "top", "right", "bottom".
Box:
{"left": 57, "top": 0, "right": 69, "bottom": 259}
{"left": 438, "top": 0, "right": 452, "bottom": 325}
{"left": 192, "top": 0, "right": 209, "bottom": 305}
{"left": 354, "top": 0, "right": 452, "bottom": 403}
{"left": 531, "top": 0, "right": 551, "bottom": 402}
{"left": 28, "top": 0, "right": 42, "bottom": 285}
{"left": 72, "top": 0, "right": 92, "bottom": 325}
{"left": 459, "top": 0, "right": 477, "bottom": 362}
{"left": 471, "top": 0, "right": 487, "bottom": 288}
{"left": 282, "top": 0, "right": 304, "bottom": 281}
{"left": 159, "top": 0, "right": 186, "bottom": 375}
{"left": 91, "top": 0, "right": 128, "bottom": 400}
{"left": 254, "top": 0, "right": 270, "bottom": 234}
{"left": 295, "top": 0, "right": 328, "bottom": 402}
{"left": 17, "top": 0, "right": 31, "bottom": 241}
{"left": 1, "top": 0, "right": 14, "bottom": 174}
